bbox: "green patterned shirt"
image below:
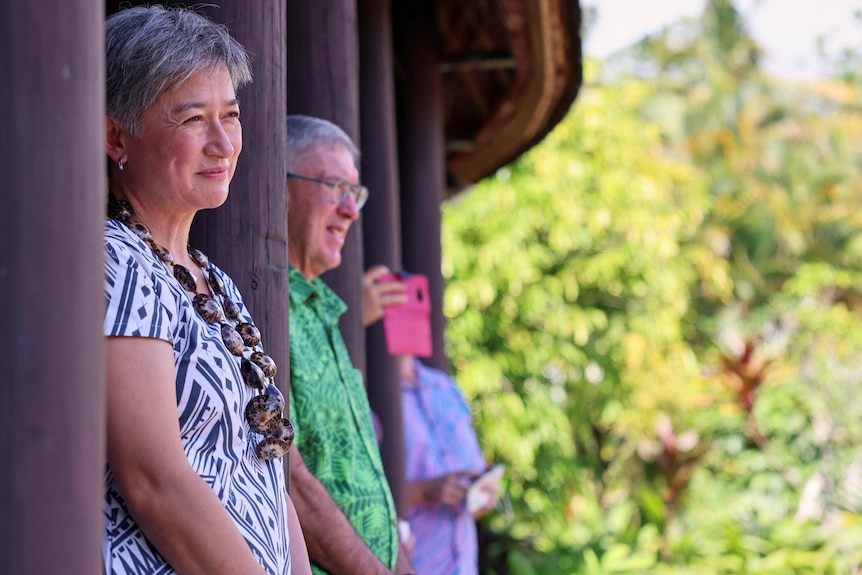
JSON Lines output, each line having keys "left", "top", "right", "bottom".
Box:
{"left": 288, "top": 266, "right": 398, "bottom": 574}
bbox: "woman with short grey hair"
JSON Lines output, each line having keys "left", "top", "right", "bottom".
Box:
{"left": 102, "top": 5, "right": 310, "bottom": 574}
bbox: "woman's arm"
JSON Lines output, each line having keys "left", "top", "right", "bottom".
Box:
{"left": 106, "top": 336, "right": 267, "bottom": 575}
{"left": 286, "top": 494, "right": 312, "bottom": 575}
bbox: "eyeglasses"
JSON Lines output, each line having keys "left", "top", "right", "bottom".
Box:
{"left": 287, "top": 172, "right": 369, "bottom": 210}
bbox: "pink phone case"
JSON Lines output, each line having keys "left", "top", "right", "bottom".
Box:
{"left": 380, "top": 273, "right": 432, "bottom": 358}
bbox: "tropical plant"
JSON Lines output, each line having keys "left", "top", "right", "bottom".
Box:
{"left": 443, "top": 1, "right": 862, "bottom": 572}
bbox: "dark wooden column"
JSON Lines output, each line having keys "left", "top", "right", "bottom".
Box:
{"left": 190, "top": 3, "right": 289, "bottom": 397}
{"left": 394, "top": 0, "right": 449, "bottom": 372}
{"left": 358, "top": 0, "right": 407, "bottom": 514}
{"left": 0, "top": 2, "right": 105, "bottom": 573}
{"left": 287, "top": 1, "right": 366, "bottom": 374}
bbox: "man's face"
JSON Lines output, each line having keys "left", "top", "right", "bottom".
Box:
{"left": 287, "top": 142, "right": 361, "bottom": 280}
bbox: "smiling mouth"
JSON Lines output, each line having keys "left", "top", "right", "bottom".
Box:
{"left": 199, "top": 167, "right": 230, "bottom": 177}
{"left": 327, "top": 226, "right": 347, "bottom": 239}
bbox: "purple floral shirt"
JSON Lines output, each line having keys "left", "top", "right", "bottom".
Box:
{"left": 401, "top": 359, "right": 487, "bottom": 575}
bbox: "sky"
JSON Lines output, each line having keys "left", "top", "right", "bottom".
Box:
{"left": 582, "top": 0, "right": 862, "bottom": 80}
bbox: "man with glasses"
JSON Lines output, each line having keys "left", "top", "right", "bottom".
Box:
{"left": 285, "top": 115, "right": 414, "bottom": 575}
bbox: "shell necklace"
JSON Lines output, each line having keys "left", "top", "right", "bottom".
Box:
{"left": 108, "top": 194, "right": 293, "bottom": 461}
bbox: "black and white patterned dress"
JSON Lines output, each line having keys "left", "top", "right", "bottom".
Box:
{"left": 102, "top": 219, "right": 291, "bottom": 575}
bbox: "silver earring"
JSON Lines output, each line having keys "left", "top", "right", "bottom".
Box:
{"left": 118, "top": 158, "right": 125, "bottom": 171}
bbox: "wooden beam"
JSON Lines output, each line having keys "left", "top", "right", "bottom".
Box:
{"left": 395, "top": 0, "right": 449, "bottom": 373}
{"left": 287, "top": 0, "right": 366, "bottom": 373}
{"left": 191, "top": 1, "right": 290, "bottom": 422}
{"left": 359, "top": 0, "right": 408, "bottom": 516}
{"left": 0, "top": 1, "right": 105, "bottom": 572}
{"left": 446, "top": 0, "right": 582, "bottom": 186}
{"left": 440, "top": 56, "right": 517, "bottom": 72}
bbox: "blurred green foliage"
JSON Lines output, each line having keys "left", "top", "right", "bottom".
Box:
{"left": 441, "top": 1, "right": 862, "bottom": 572}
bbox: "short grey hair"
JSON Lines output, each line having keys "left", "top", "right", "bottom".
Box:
{"left": 286, "top": 115, "right": 360, "bottom": 172}
{"left": 106, "top": 5, "right": 252, "bottom": 136}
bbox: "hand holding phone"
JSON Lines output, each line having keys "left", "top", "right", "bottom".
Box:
{"left": 466, "top": 464, "right": 504, "bottom": 514}
{"left": 363, "top": 265, "right": 409, "bottom": 327}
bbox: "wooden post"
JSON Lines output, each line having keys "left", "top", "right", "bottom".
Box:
{"left": 359, "top": 0, "right": 407, "bottom": 515}
{"left": 394, "top": 0, "right": 449, "bottom": 372}
{"left": 0, "top": 1, "right": 105, "bottom": 572}
{"left": 287, "top": 1, "right": 366, "bottom": 374}
{"left": 189, "top": 0, "right": 289, "bottom": 484}
{"left": 190, "top": 1, "right": 289, "bottom": 400}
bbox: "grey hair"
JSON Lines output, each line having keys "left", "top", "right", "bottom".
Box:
{"left": 286, "top": 115, "right": 360, "bottom": 171}
{"left": 106, "top": 5, "right": 252, "bottom": 136}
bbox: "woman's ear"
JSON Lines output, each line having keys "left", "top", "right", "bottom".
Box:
{"left": 105, "top": 116, "right": 127, "bottom": 163}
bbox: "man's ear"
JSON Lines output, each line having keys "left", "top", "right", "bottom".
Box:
{"left": 105, "top": 116, "right": 127, "bottom": 163}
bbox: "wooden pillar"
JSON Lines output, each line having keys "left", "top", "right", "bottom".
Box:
{"left": 394, "top": 0, "right": 449, "bottom": 372}
{"left": 358, "top": 0, "right": 407, "bottom": 514}
{"left": 0, "top": 1, "right": 105, "bottom": 573}
{"left": 286, "top": 1, "right": 366, "bottom": 374}
{"left": 190, "top": 2, "right": 289, "bottom": 401}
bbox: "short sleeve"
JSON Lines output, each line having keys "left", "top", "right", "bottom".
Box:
{"left": 104, "top": 240, "right": 171, "bottom": 342}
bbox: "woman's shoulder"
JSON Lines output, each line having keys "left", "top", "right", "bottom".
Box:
{"left": 104, "top": 217, "right": 134, "bottom": 242}
{"left": 205, "top": 259, "right": 243, "bottom": 302}
{"left": 104, "top": 218, "right": 148, "bottom": 259}
{"left": 104, "top": 219, "right": 169, "bottom": 280}
{"left": 104, "top": 218, "right": 139, "bottom": 261}
{"left": 203, "top": 259, "right": 260, "bottom": 329}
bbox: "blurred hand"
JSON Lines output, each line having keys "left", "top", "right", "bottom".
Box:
{"left": 362, "top": 265, "right": 408, "bottom": 327}
{"left": 398, "top": 520, "right": 415, "bottom": 557}
{"left": 471, "top": 481, "right": 499, "bottom": 519}
{"left": 412, "top": 471, "right": 478, "bottom": 507}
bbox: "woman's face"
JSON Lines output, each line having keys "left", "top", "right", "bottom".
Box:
{"left": 120, "top": 66, "right": 242, "bottom": 214}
